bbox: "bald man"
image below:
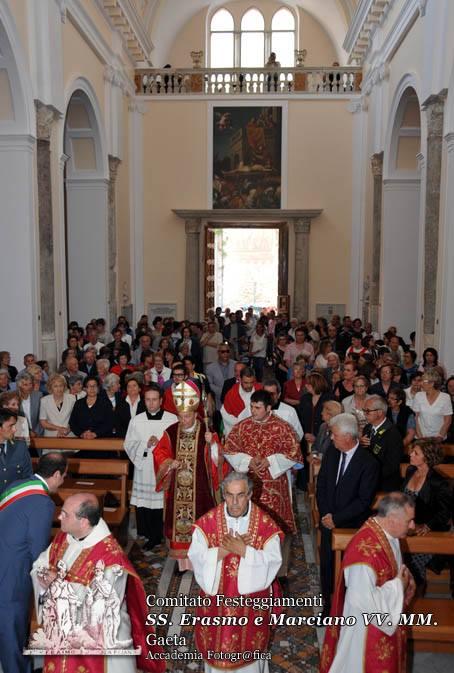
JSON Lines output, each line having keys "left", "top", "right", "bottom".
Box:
{"left": 30, "top": 493, "right": 164, "bottom": 673}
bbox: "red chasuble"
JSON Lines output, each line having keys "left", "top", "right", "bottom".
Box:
{"left": 43, "top": 531, "right": 165, "bottom": 673}
{"left": 223, "top": 382, "right": 262, "bottom": 417}
{"left": 193, "top": 502, "right": 283, "bottom": 669}
{"left": 224, "top": 414, "right": 302, "bottom": 534}
{"left": 154, "top": 420, "right": 224, "bottom": 559}
{"left": 320, "top": 517, "right": 406, "bottom": 673}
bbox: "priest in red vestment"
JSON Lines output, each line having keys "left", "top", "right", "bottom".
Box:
{"left": 223, "top": 389, "right": 302, "bottom": 576}
{"left": 221, "top": 366, "right": 262, "bottom": 437}
{"left": 188, "top": 471, "right": 283, "bottom": 673}
{"left": 320, "top": 492, "right": 416, "bottom": 673}
{"left": 154, "top": 379, "right": 225, "bottom": 570}
{"left": 30, "top": 492, "right": 165, "bottom": 673}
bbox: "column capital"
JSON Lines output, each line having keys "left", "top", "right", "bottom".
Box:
{"left": 294, "top": 217, "right": 311, "bottom": 234}
{"left": 128, "top": 100, "right": 146, "bottom": 115}
{"left": 35, "top": 101, "right": 60, "bottom": 141}
{"left": 422, "top": 89, "right": 447, "bottom": 137}
{"left": 445, "top": 133, "right": 454, "bottom": 154}
{"left": 370, "top": 151, "right": 384, "bottom": 177}
{"left": 416, "top": 152, "right": 426, "bottom": 169}
{"left": 108, "top": 155, "right": 121, "bottom": 183}
{"left": 185, "top": 218, "right": 202, "bottom": 235}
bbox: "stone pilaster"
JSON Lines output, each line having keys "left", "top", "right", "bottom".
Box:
{"left": 35, "top": 100, "right": 59, "bottom": 368}
{"left": 370, "top": 151, "right": 384, "bottom": 329}
{"left": 108, "top": 155, "right": 121, "bottom": 328}
{"left": 293, "top": 218, "right": 311, "bottom": 320}
{"left": 421, "top": 89, "right": 447, "bottom": 337}
{"left": 185, "top": 219, "right": 202, "bottom": 320}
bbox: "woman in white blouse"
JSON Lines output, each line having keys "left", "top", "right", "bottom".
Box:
{"left": 413, "top": 368, "right": 452, "bottom": 440}
{"left": 39, "top": 373, "right": 75, "bottom": 437}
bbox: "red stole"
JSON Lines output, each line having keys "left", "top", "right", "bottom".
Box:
{"left": 320, "top": 518, "right": 406, "bottom": 673}
{"left": 154, "top": 420, "right": 218, "bottom": 558}
{"left": 42, "top": 531, "right": 165, "bottom": 673}
{"left": 223, "top": 382, "right": 262, "bottom": 416}
{"left": 224, "top": 415, "right": 302, "bottom": 534}
{"left": 193, "top": 503, "right": 283, "bottom": 669}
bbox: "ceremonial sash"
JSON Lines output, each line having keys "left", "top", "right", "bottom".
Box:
{"left": 320, "top": 517, "right": 406, "bottom": 673}
{"left": 193, "top": 503, "right": 283, "bottom": 669}
{"left": 0, "top": 479, "right": 49, "bottom": 511}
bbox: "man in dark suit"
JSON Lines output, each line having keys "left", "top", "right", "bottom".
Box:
{"left": 0, "top": 408, "right": 33, "bottom": 494}
{"left": 220, "top": 361, "right": 246, "bottom": 404}
{"left": 316, "top": 412, "right": 379, "bottom": 614}
{"left": 360, "top": 394, "right": 404, "bottom": 491}
{"left": 79, "top": 346, "right": 98, "bottom": 377}
{"left": 0, "top": 452, "right": 67, "bottom": 673}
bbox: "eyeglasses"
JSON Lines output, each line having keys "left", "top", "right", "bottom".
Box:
{"left": 363, "top": 408, "right": 381, "bottom": 413}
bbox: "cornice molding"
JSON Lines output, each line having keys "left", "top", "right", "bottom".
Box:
{"left": 98, "top": 0, "right": 153, "bottom": 64}
{"left": 173, "top": 209, "right": 323, "bottom": 223}
{"left": 345, "top": 0, "right": 424, "bottom": 66}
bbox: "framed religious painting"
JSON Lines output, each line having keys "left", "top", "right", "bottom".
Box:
{"left": 212, "top": 105, "right": 283, "bottom": 209}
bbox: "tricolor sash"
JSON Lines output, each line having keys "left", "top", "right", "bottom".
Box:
{"left": 0, "top": 478, "right": 49, "bottom": 511}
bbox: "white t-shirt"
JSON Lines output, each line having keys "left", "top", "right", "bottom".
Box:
{"left": 250, "top": 333, "right": 267, "bottom": 358}
{"left": 413, "top": 391, "right": 452, "bottom": 437}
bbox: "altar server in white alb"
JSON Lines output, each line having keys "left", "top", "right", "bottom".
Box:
{"left": 124, "top": 383, "right": 177, "bottom": 551}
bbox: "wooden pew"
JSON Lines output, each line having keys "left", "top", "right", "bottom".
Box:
{"left": 331, "top": 529, "right": 454, "bottom": 652}
{"left": 30, "top": 437, "right": 125, "bottom": 452}
{"left": 399, "top": 462, "right": 454, "bottom": 480}
{"left": 31, "top": 456, "right": 129, "bottom": 543}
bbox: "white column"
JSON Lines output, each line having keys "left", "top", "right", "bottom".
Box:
{"left": 65, "top": 178, "right": 109, "bottom": 324}
{"left": 438, "top": 133, "right": 454, "bottom": 372}
{"left": 0, "top": 135, "right": 40, "bottom": 364}
{"left": 380, "top": 179, "right": 421, "bottom": 339}
{"left": 55, "top": 152, "right": 70, "bottom": 357}
{"left": 348, "top": 99, "right": 367, "bottom": 318}
{"left": 129, "top": 101, "right": 145, "bottom": 322}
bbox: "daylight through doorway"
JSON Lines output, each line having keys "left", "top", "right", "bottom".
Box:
{"left": 213, "top": 227, "right": 279, "bottom": 312}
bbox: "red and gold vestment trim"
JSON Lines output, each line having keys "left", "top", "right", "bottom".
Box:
{"left": 193, "top": 503, "right": 283, "bottom": 669}
{"left": 320, "top": 518, "right": 405, "bottom": 673}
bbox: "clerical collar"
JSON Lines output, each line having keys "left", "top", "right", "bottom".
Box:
{"left": 252, "top": 412, "right": 272, "bottom": 424}
{"left": 181, "top": 421, "right": 197, "bottom": 433}
{"left": 146, "top": 408, "right": 164, "bottom": 420}
{"left": 225, "top": 502, "right": 250, "bottom": 519}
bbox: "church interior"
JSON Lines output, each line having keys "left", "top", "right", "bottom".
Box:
{"left": 1, "top": 0, "right": 454, "bottom": 671}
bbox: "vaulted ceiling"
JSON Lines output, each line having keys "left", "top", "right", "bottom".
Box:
{"left": 135, "top": 0, "right": 360, "bottom": 66}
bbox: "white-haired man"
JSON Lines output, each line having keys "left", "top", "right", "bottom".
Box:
{"left": 316, "top": 413, "right": 379, "bottom": 615}
{"left": 321, "top": 492, "right": 416, "bottom": 673}
{"left": 188, "top": 471, "right": 283, "bottom": 673}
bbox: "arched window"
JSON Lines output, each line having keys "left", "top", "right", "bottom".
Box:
{"left": 210, "top": 8, "right": 234, "bottom": 68}
{"left": 240, "top": 8, "right": 265, "bottom": 67}
{"left": 271, "top": 8, "right": 295, "bottom": 67}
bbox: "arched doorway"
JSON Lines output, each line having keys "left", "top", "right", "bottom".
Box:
{"left": 381, "top": 85, "right": 421, "bottom": 339}
{"left": 64, "top": 86, "right": 108, "bottom": 325}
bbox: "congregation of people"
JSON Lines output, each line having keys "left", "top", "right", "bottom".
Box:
{"left": 0, "top": 308, "right": 453, "bottom": 673}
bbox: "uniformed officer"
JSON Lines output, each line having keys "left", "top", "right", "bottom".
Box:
{"left": 0, "top": 452, "right": 67, "bottom": 673}
{"left": 0, "top": 408, "right": 33, "bottom": 494}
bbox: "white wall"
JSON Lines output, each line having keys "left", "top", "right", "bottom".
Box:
{"left": 380, "top": 179, "right": 420, "bottom": 339}
{"left": 0, "top": 136, "right": 39, "bottom": 364}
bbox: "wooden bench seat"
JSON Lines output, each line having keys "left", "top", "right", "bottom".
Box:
{"left": 332, "top": 529, "right": 454, "bottom": 652}
{"left": 30, "top": 437, "right": 125, "bottom": 452}
{"left": 32, "top": 456, "right": 129, "bottom": 544}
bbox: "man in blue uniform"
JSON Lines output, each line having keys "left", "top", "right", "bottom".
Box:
{"left": 0, "top": 452, "right": 67, "bottom": 673}
{"left": 0, "top": 408, "right": 33, "bottom": 494}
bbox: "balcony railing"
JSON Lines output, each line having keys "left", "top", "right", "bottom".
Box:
{"left": 134, "top": 66, "right": 362, "bottom": 97}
